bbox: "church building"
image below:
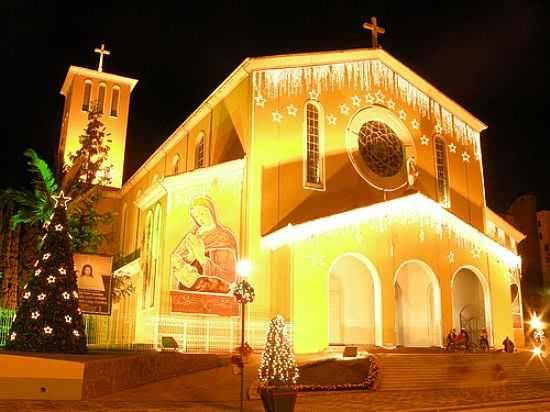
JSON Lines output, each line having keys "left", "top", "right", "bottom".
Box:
{"left": 57, "top": 39, "right": 525, "bottom": 353}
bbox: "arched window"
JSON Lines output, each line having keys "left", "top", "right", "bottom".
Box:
{"left": 195, "top": 133, "right": 205, "bottom": 169}
{"left": 97, "top": 83, "right": 106, "bottom": 113}
{"left": 173, "top": 154, "right": 181, "bottom": 175}
{"left": 110, "top": 85, "right": 120, "bottom": 117}
{"left": 82, "top": 80, "right": 92, "bottom": 111}
{"left": 304, "top": 101, "right": 324, "bottom": 189}
{"left": 434, "top": 135, "right": 450, "bottom": 207}
{"left": 511, "top": 284, "right": 522, "bottom": 329}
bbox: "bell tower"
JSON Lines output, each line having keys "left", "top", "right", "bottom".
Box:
{"left": 58, "top": 44, "right": 138, "bottom": 189}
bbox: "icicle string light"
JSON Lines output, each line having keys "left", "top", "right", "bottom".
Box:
{"left": 253, "top": 59, "right": 481, "bottom": 154}
{"left": 261, "top": 193, "right": 520, "bottom": 271}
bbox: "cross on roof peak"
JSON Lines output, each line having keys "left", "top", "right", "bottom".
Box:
{"left": 363, "top": 17, "right": 386, "bottom": 49}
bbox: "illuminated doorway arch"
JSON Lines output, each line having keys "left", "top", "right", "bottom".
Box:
{"left": 328, "top": 253, "right": 382, "bottom": 346}
{"left": 394, "top": 260, "right": 442, "bottom": 347}
{"left": 451, "top": 266, "right": 493, "bottom": 345}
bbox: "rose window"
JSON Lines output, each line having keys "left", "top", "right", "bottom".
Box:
{"left": 357, "top": 120, "right": 404, "bottom": 177}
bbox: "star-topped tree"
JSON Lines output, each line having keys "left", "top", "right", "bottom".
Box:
{"left": 6, "top": 191, "right": 87, "bottom": 353}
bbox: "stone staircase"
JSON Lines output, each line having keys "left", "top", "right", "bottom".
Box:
{"left": 374, "top": 352, "right": 550, "bottom": 391}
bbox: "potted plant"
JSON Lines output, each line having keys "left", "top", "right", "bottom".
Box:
{"left": 258, "top": 315, "right": 299, "bottom": 412}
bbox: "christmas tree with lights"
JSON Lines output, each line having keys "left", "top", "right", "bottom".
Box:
{"left": 6, "top": 191, "right": 87, "bottom": 353}
{"left": 258, "top": 315, "right": 299, "bottom": 387}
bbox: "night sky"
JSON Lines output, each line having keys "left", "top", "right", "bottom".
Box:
{"left": 2, "top": 1, "right": 549, "bottom": 213}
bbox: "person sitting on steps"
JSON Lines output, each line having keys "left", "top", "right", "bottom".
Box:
{"left": 503, "top": 336, "right": 515, "bottom": 353}
{"left": 446, "top": 328, "right": 457, "bottom": 351}
{"left": 479, "top": 329, "right": 489, "bottom": 352}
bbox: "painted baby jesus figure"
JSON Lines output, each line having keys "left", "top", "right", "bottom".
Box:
{"left": 171, "top": 197, "right": 238, "bottom": 294}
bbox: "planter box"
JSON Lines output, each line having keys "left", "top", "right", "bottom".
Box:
{"left": 260, "top": 387, "right": 297, "bottom": 412}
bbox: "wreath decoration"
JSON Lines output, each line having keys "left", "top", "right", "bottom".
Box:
{"left": 231, "top": 279, "right": 255, "bottom": 304}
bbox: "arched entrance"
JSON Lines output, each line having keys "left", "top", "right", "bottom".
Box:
{"left": 452, "top": 267, "right": 492, "bottom": 345}
{"left": 328, "top": 253, "right": 382, "bottom": 346}
{"left": 395, "top": 260, "right": 442, "bottom": 347}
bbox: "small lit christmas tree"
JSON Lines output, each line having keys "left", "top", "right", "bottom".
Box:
{"left": 258, "top": 315, "right": 299, "bottom": 387}
{"left": 6, "top": 191, "right": 87, "bottom": 353}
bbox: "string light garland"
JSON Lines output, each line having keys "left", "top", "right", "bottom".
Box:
{"left": 258, "top": 315, "right": 299, "bottom": 387}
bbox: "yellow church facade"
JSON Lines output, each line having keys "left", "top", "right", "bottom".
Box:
{"left": 60, "top": 48, "right": 525, "bottom": 353}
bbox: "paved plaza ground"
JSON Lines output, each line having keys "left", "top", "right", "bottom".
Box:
{"left": 3, "top": 350, "right": 550, "bottom": 411}
{"left": 2, "top": 387, "right": 550, "bottom": 411}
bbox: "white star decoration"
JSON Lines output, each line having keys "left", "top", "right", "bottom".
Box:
{"left": 52, "top": 191, "right": 71, "bottom": 209}
{"left": 254, "top": 94, "right": 266, "bottom": 107}
{"left": 365, "top": 94, "right": 375, "bottom": 105}
{"left": 308, "top": 90, "right": 320, "bottom": 100}
{"left": 398, "top": 110, "right": 407, "bottom": 120}
{"left": 351, "top": 95, "right": 361, "bottom": 107}
{"left": 73, "top": 330, "right": 80, "bottom": 337}
{"left": 58, "top": 267, "right": 66, "bottom": 275}
{"left": 375, "top": 90, "right": 385, "bottom": 103}
{"left": 327, "top": 114, "right": 337, "bottom": 125}
{"left": 309, "top": 251, "right": 325, "bottom": 266}
{"left": 43, "top": 253, "right": 51, "bottom": 261}
{"left": 31, "top": 311, "right": 40, "bottom": 320}
{"left": 62, "top": 291, "right": 70, "bottom": 300}
{"left": 54, "top": 224, "right": 63, "bottom": 231}
{"left": 34, "top": 268, "right": 42, "bottom": 277}
{"left": 411, "top": 119, "right": 420, "bottom": 130}
{"left": 420, "top": 135, "right": 430, "bottom": 145}
{"left": 23, "top": 292, "right": 31, "bottom": 299}
{"left": 462, "top": 151, "right": 471, "bottom": 162}
{"left": 286, "top": 104, "right": 298, "bottom": 116}
{"left": 271, "top": 111, "right": 283, "bottom": 123}
{"left": 448, "top": 143, "right": 457, "bottom": 153}
{"left": 43, "top": 326, "right": 53, "bottom": 335}
{"left": 339, "top": 104, "right": 350, "bottom": 115}
{"left": 65, "top": 315, "right": 72, "bottom": 324}
{"left": 38, "top": 293, "right": 46, "bottom": 301}
{"left": 434, "top": 124, "right": 443, "bottom": 134}
{"left": 386, "top": 99, "right": 396, "bottom": 110}
{"left": 47, "top": 275, "right": 56, "bottom": 284}
{"left": 448, "top": 251, "right": 455, "bottom": 264}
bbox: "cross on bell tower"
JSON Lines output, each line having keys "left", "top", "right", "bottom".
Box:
{"left": 363, "top": 17, "right": 386, "bottom": 49}
{"left": 94, "top": 43, "right": 110, "bottom": 72}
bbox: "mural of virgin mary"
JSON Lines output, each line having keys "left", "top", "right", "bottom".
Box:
{"left": 171, "top": 196, "right": 238, "bottom": 294}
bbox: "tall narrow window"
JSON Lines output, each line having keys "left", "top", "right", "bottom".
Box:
{"left": 120, "top": 203, "right": 128, "bottom": 254}
{"left": 195, "top": 133, "right": 205, "bottom": 169}
{"left": 142, "top": 210, "right": 154, "bottom": 309}
{"left": 134, "top": 190, "right": 142, "bottom": 252}
{"left": 173, "top": 154, "right": 181, "bottom": 175}
{"left": 434, "top": 135, "right": 450, "bottom": 207}
{"left": 305, "top": 102, "right": 324, "bottom": 189}
{"left": 82, "top": 80, "right": 92, "bottom": 111}
{"left": 110, "top": 85, "right": 120, "bottom": 117}
{"left": 97, "top": 83, "right": 106, "bottom": 113}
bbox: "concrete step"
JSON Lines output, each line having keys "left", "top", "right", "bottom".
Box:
{"left": 374, "top": 352, "right": 550, "bottom": 391}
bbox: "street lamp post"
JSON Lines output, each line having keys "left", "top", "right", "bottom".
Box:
{"left": 233, "top": 260, "right": 255, "bottom": 412}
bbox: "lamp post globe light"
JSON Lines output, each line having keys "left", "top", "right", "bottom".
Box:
{"left": 233, "top": 259, "right": 255, "bottom": 412}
